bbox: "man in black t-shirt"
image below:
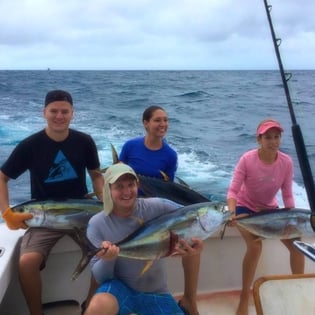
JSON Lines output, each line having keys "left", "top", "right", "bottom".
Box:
{"left": 0, "top": 90, "right": 104, "bottom": 315}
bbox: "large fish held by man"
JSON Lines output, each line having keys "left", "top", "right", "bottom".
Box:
{"left": 12, "top": 198, "right": 103, "bottom": 229}
{"left": 114, "top": 201, "right": 228, "bottom": 260}
{"left": 11, "top": 198, "right": 103, "bottom": 280}
{"left": 72, "top": 201, "right": 229, "bottom": 279}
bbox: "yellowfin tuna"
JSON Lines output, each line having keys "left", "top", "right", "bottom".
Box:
{"left": 236, "top": 208, "right": 313, "bottom": 239}
{"left": 12, "top": 198, "right": 103, "bottom": 280}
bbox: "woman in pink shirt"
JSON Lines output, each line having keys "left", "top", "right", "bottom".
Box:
{"left": 227, "top": 119, "right": 305, "bottom": 315}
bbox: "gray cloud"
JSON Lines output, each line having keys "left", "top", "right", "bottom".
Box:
{"left": 1, "top": 0, "right": 314, "bottom": 69}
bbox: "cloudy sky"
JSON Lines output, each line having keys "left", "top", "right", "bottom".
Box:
{"left": 1, "top": 0, "right": 315, "bottom": 70}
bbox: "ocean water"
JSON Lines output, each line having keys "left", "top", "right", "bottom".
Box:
{"left": 1, "top": 70, "right": 315, "bottom": 208}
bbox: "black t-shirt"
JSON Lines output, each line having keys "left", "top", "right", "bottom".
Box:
{"left": 1, "top": 129, "right": 100, "bottom": 199}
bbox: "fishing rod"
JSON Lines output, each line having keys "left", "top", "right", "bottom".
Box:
{"left": 263, "top": 0, "right": 315, "bottom": 231}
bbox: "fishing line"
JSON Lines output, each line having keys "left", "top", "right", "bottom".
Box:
{"left": 263, "top": 0, "right": 315, "bottom": 230}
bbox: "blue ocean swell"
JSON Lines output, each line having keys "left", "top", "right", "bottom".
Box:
{"left": 0, "top": 70, "right": 314, "bottom": 208}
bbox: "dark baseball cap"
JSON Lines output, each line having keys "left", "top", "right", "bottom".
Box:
{"left": 45, "top": 90, "right": 73, "bottom": 107}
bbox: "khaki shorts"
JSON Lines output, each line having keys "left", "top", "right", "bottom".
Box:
{"left": 20, "top": 228, "right": 67, "bottom": 268}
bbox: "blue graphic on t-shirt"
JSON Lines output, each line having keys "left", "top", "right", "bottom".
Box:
{"left": 45, "top": 150, "right": 78, "bottom": 183}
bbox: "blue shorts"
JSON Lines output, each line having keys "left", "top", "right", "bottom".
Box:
{"left": 96, "top": 279, "right": 184, "bottom": 315}
{"left": 235, "top": 206, "right": 256, "bottom": 216}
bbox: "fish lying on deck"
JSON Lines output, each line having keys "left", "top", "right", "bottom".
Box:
{"left": 72, "top": 201, "right": 229, "bottom": 279}
{"left": 236, "top": 208, "right": 314, "bottom": 239}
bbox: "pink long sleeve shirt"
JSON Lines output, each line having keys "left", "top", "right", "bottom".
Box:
{"left": 227, "top": 149, "right": 295, "bottom": 212}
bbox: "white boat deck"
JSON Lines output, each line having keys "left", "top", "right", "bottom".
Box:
{"left": 1, "top": 224, "right": 315, "bottom": 315}
{"left": 184, "top": 291, "right": 256, "bottom": 315}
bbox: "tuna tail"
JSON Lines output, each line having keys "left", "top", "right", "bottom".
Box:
{"left": 97, "top": 143, "right": 119, "bottom": 175}
{"left": 65, "top": 228, "right": 99, "bottom": 281}
{"left": 111, "top": 143, "right": 119, "bottom": 164}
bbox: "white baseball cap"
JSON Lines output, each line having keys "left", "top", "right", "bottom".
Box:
{"left": 103, "top": 163, "right": 138, "bottom": 215}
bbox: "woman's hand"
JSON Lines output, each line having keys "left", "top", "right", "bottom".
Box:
{"left": 228, "top": 211, "right": 249, "bottom": 227}
{"left": 228, "top": 211, "right": 237, "bottom": 227}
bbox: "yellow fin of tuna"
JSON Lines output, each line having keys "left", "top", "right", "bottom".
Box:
{"left": 140, "top": 261, "right": 154, "bottom": 276}
{"left": 159, "top": 170, "right": 169, "bottom": 181}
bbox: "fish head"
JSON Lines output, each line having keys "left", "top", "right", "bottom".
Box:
{"left": 11, "top": 202, "right": 45, "bottom": 227}
{"left": 196, "top": 202, "right": 227, "bottom": 237}
{"left": 24, "top": 209, "right": 46, "bottom": 227}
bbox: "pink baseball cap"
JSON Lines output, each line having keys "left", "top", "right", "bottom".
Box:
{"left": 256, "top": 119, "right": 284, "bottom": 136}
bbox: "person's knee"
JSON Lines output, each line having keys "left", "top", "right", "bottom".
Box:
{"left": 19, "top": 252, "right": 44, "bottom": 271}
{"left": 247, "top": 239, "right": 262, "bottom": 254}
{"left": 281, "top": 238, "right": 298, "bottom": 251}
{"left": 86, "top": 293, "right": 118, "bottom": 315}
